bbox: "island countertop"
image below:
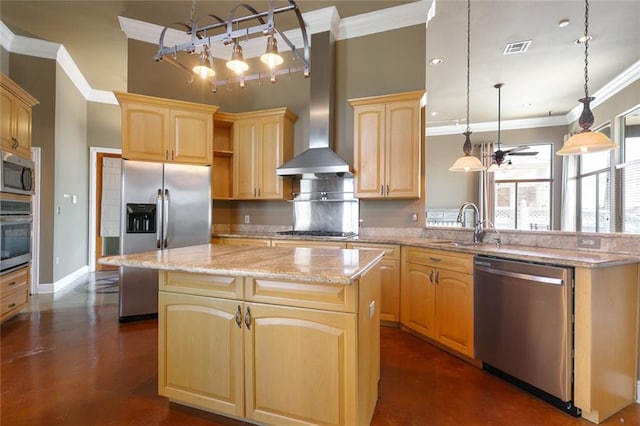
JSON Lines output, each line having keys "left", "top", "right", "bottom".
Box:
{"left": 99, "top": 243, "right": 385, "bottom": 285}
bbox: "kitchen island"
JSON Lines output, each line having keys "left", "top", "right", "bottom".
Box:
{"left": 100, "top": 243, "right": 384, "bottom": 426}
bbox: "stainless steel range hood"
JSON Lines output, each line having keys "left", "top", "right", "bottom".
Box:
{"left": 276, "top": 31, "right": 352, "bottom": 177}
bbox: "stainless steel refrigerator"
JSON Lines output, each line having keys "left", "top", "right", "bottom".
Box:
{"left": 119, "top": 160, "right": 211, "bottom": 321}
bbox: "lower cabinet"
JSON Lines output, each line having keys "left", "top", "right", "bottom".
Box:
{"left": 400, "top": 247, "right": 474, "bottom": 357}
{"left": 1, "top": 265, "right": 30, "bottom": 324}
{"left": 158, "top": 268, "right": 380, "bottom": 425}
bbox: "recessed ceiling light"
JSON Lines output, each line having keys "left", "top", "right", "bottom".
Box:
{"left": 575, "top": 35, "right": 593, "bottom": 44}
{"left": 429, "top": 58, "right": 443, "bottom": 65}
{"left": 558, "top": 18, "right": 570, "bottom": 28}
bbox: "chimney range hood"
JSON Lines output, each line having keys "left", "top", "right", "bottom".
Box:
{"left": 276, "top": 31, "right": 352, "bottom": 178}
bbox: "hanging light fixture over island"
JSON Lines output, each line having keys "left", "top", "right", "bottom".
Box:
{"left": 556, "top": 0, "right": 617, "bottom": 155}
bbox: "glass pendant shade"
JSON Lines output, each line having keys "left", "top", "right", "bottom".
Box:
{"left": 449, "top": 154, "right": 486, "bottom": 172}
{"left": 260, "top": 36, "right": 284, "bottom": 69}
{"left": 556, "top": 129, "right": 617, "bottom": 155}
{"left": 226, "top": 43, "right": 249, "bottom": 74}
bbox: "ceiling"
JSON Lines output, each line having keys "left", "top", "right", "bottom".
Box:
{"left": 1, "top": 1, "right": 639, "bottom": 131}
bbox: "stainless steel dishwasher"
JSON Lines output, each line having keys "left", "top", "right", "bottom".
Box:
{"left": 474, "top": 255, "right": 579, "bottom": 416}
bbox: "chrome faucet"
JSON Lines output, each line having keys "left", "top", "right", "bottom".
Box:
{"left": 456, "top": 202, "right": 485, "bottom": 243}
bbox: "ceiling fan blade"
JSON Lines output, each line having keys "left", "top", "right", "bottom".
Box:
{"left": 508, "top": 151, "right": 538, "bottom": 156}
{"left": 504, "top": 145, "right": 530, "bottom": 154}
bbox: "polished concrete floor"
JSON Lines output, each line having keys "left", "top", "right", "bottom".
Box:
{"left": 2, "top": 271, "right": 639, "bottom": 425}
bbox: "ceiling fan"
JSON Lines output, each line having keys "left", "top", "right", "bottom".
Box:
{"left": 491, "top": 83, "right": 538, "bottom": 167}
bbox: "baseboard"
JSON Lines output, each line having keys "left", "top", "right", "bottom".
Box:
{"left": 36, "top": 265, "right": 89, "bottom": 294}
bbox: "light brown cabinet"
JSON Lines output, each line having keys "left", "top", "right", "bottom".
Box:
{"left": 0, "top": 265, "right": 30, "bottom": 324}
{"left": 115, "top": 92, "right": 218, "bottom": 165}
{"left": 401, "top": 246, "right": 474, "bottom": 357}
{"left": 348, "top": 242, "right": 401, "bottom": 323}
{"left": 158, "top": 266, "right": 380, "bottom": 425}
{"left": 349, "top": 91, "right": 424, "bottom": 199}
{"left": 212, "top": 112, "right": 235, "bottom": 199}
{"left": 232, "top": 108, "right": 295, "bottom": 200}
{"left": 1, "top": 73, "right": 38, "bottom": 159}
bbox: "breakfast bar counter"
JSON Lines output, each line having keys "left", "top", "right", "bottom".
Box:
{"left": 101, "top": 243, "right": 384, "bottom": 426}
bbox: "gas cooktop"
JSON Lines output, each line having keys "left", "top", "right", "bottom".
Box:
{"left": 276, "top": 230, "right": 357, "bottom": 238}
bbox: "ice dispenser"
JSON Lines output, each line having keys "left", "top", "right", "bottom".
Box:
{"left": 126, "top": 204, "right": 156, "bottom": 233}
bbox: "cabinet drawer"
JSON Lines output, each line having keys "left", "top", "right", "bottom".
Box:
{"left": 0, "top": 283, "right": 28, "bottom": 319}
{"left": 245, "top": 277, "right": 357, "bottom": 313}
{"left": 1, "top": 267, "right": 29, "bottom": 295}
{"left": 160, "top": 271, "right": 243, "bottom": 299}
{"left": 403, "top": 247, "right": 473, "bottom": 274}
{"left": 347, "top": 243, "right": 400, "bottom": 260}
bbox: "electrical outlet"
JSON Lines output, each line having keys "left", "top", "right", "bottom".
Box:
{"left": 244, "top": 215, "right": 250, "bottom": 224}
{"left": 578, "top": 236, "right": 601, "bottom": 249}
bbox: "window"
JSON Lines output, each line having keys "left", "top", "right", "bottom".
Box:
{"left": 491, "top": 144, "right": 553, "bottom": 230}
{"left": 619, "top": 110, "right": 640, "bottom": 233}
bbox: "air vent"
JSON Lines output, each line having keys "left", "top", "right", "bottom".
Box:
{"left": 503, "top": 40, "right": 532, "bottom": 55}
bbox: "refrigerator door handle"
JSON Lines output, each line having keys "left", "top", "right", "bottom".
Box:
{"left": 163, "top": 188, "right": 170, "bottom": 248}
{"left": 156, "top": 189, "right": 163, "bottom": 248}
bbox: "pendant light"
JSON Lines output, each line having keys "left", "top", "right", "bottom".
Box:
{"left": 226, "top": 41, "right": 249, "bottom": 75}
{"left": 450, "top": 0, "right": 486, "bottom": 172}
{"left": 556, "top": 0, "right": 617, "bottom": 155}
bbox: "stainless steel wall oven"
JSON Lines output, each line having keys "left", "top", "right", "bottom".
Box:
{"left": 0, "top": 195, "right": 32, "bottom": 272}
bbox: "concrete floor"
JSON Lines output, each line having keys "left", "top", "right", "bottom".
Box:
{"left": 1, "top": 270, "right": 639, "bottom": 425}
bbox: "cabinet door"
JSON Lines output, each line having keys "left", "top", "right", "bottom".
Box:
{"left": 400, "top": 262, "right": 435, "bottom": 337}
{"left": 257, "top": 116, "right": 285, "bottom": 199}
{"left": 353, "top": 104, "right": 385, "bottom": 198}
{"left": 13, "top": 99, "right": 32, "bottom": 158}
{"left": 385, "top": 100, "right": 420, "bottom": 198}
{"left": 379, "top": 258, "right": 401, "bottom": 322}
{"left": 158, "top": 292, "right": 244, "bottom": 417}
{"left": 233, "top": 119, "right": 258, "bottom": 199}
{"left": 121, "top": 103, "right": 169, "bottom": 161}
{"left": 171, "top": 109, "right": 213, "bottom": 165}
{"left": 435, "top": 269, "right": 474, "bottom": 357}
{"left": 0, "top": 87, "right": 14, "bottom": 152}
{"left": 244, "top": 303, "right": 358, "bottom": 426}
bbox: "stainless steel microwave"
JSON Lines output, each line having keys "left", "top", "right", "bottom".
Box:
{"left": 0, "top": 150, "right": 34, "bottom": 195}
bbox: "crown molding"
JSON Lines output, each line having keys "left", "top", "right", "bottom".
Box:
{"left": 337, "top": 0, "right": 431, "bottom": 40}
{"left": 426, "top": 115, "right": 569, "bottom": 137}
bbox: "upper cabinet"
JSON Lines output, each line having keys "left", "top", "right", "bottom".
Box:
{"left": 349, "top": 91, "right": 424, "bottom": 199}
{"left": 0, "top": 73, "right": 39, "bottom": 159}
{"left": 232, "top": 108, "right": 296, "bottom": 200}
{"left": 115, "top": 92, "right": 218, "bottom": 165}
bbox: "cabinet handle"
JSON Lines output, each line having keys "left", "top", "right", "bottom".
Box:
{"left": 386, "top": 184, "right": 390, "bottom": 196}
{"left": 244, "top": 306, "right": 251, "bottom": 330}
{"left": 435, "top": 271, "right": 440, "bottom": 284}
{"left": 258, "top": 188, "right": 261, "bottom": 197}
{"left": 8, "top": 303, "right": 16, "bottom": 308}
{"left": 428, "top": 270, "right": 434, "bottom": 284}
{"left": 171, "top": 150, "right": 175, "bottom": 160}
{"left": 235, "top": 305, "right": 242, "bottom": 328}
{"left": 165, "top": 149, "right": 169, "bottom": 160}
{"left": 8, "top": 281, "right": 17, "bottom": 286}
{"left": 380, "top": 185, "right": 384, "bottom": 196}
{"left": 11, "top": 138, "right": 19, "bottom": 149}
{"left": 429, "top": 257, "right": 441, "bottom": 263}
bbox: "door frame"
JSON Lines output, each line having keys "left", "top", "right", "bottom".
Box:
{"left": 31, "top": 147, "right": 40, "bottom": 294}
{"left": 89, "top": 147, "right": 121, "bottom": 272}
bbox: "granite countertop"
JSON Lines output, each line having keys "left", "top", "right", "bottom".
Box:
{"left": 212, "top": 232, "right": 640, "bottom": 269}
{"left": 99, "top": 243, "right": 385, "bottom": 285}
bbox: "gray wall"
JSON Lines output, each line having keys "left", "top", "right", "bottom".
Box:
{"left": 53, "top": 64, "right": 88, "bottom": 280}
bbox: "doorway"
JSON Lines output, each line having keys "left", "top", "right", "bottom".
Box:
{"left": 89, "top": 147, "right": 121, "bottom": 272}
